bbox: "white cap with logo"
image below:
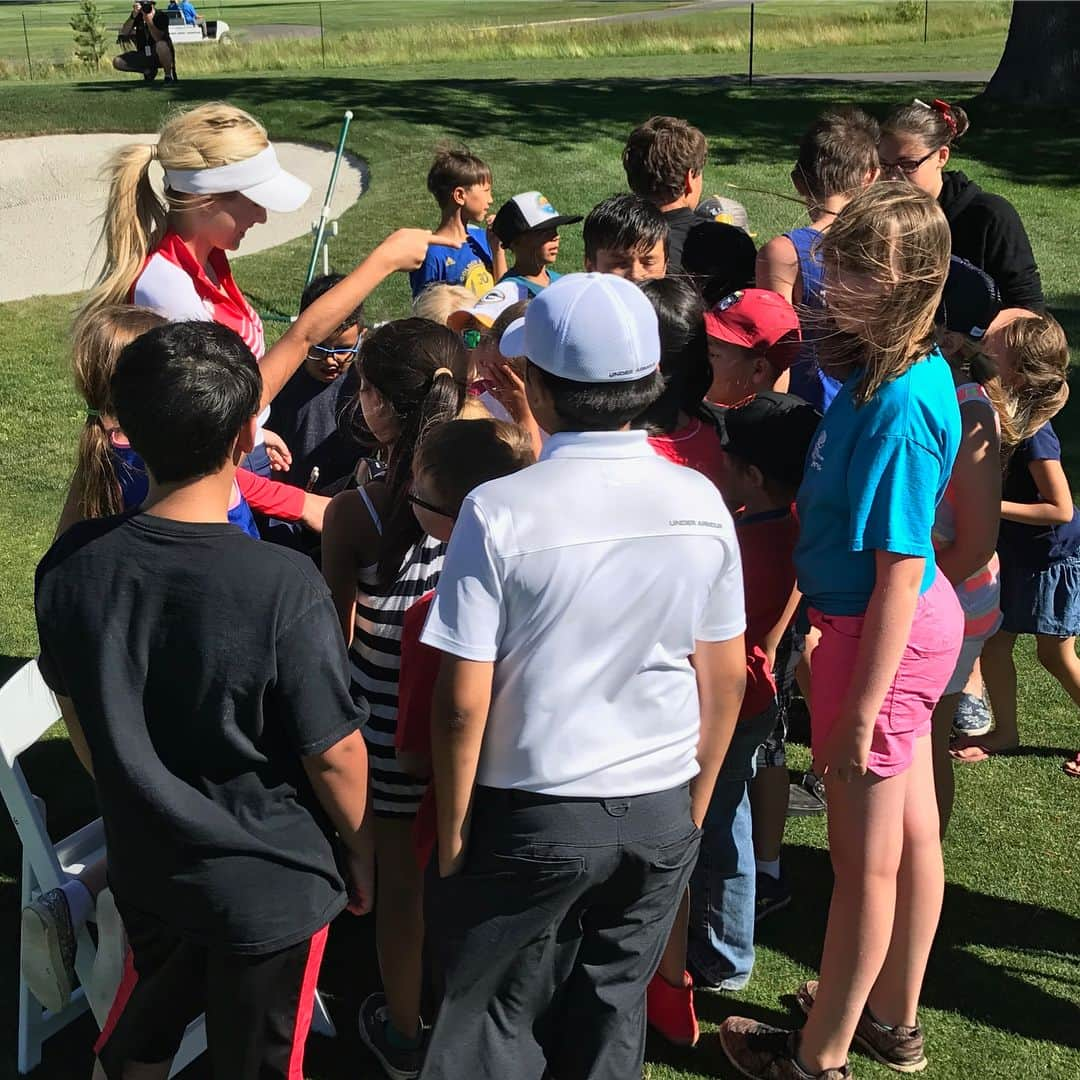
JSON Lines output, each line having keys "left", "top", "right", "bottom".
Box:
{"left": 499, "top": 272, "right": 660, "bottom": 383}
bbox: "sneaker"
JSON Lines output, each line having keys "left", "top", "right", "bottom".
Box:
{"left": 646, "top": 969, "right": 699, "bottom": 1047}
{"left": 787, "top": 771, "right": 827, "bottom": 817}
{"left": 718, "top": 1016, "right": 851, "bottom": 1079}
{"left": 952, "top": 692, "right": 992, "bottom": 738}
{"left": 21, "top": 888, "right": 77, "bottom": 1013}
{"left": 358, "top": 992, "right": 425, "bottom": 1080}
{"left": 755, "top": 872, "right": 792, "bottom": 922}
{"left": 796, "top": 980, "right": 927, "bottom": 1073}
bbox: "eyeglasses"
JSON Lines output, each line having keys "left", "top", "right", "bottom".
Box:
{"left": 307, "top": 339, "right": 362, "bottom": 363}
{"left": 462, "top": 328, "right": 484, "bottom": 350}
{"left": 407, "top": 490, "right": 457, "bottom": 519}
{"left": 878, "top": 149, "right": 936, "bottom": 175}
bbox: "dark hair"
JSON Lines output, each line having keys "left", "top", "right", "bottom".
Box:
{"left": 794, "top": 107, "right": 880, "bottom": 204}
{"left": 530, "top": 363, "right": 665, "bottom": 432}
{"left": 680, "top": 221, "right": 758, "bottom": 306}
{"left": 111, "top": 321, "right": 261, "bottom": 486}
{"left": 426, "top": 146, "right": 493, "bottom": 207}
{"left": 633, "top": 278, "right": 710, "bottom": 434}
{"left": 413, "top": 418, "right": 535, "bottom": 512}
{"left": 622, "top": 116, "right": 707, "bottom": 205}
{"left": 358, "top": 318, "right": 468, "bottom": 584}
{"left": 490, "top": 298, "right": 530, "bottom": 374}
{"left": 583, "top": 194, "right": 669, "bottom": 264}
{"left": 299, "top": 273, "right": 366, "bottom": 333}
{"left": 882, "top": 98, "right": 970, "bottom": 150}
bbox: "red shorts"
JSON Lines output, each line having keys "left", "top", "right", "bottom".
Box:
{"left": 809, "top": 569, "right": 963, "bottom": 777}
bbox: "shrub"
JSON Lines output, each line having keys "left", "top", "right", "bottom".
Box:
{"left": 70, "top": 0, "right": 108, "bottom": 67}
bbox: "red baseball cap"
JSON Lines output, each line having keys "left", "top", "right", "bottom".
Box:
{"left": 704, "top": 289, "right": 803, "bottom": 370}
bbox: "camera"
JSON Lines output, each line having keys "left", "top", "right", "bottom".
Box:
{"left": 138, "top": 2, "right": 154, "bottom": 13}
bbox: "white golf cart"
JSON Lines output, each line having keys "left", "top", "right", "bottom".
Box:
{"left": 166, "top": 9, "right": 232, "bottom": 44}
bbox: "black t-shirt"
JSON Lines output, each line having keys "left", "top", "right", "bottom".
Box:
{"left": 268, "top": 365, "right": 364, "bottom": 490}
{"left": 662, "top": 206, "right": 699, "bottom": 273}
{"left": 35, "top": 512, "right": 364, "bottom": 954}
{"left": 126, "top": 10, "right": 170, "bottom": 51}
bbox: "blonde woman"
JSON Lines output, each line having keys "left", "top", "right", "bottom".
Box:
{"left": 721, "top": 184, "right": 963, "bottom": 1078}
{"left": 81, "top": 102, "right": 311, "bottom": 471}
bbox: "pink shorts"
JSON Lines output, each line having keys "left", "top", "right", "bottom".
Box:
{"left": 809, "top": 570, "right": 963, "bottom": 777}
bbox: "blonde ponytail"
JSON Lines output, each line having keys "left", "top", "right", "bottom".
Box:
{"left": 79, "top": 103, "right": 271, "bottom": 323}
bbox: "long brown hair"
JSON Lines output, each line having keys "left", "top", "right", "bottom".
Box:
{"left": 997, "top": 312, "right": 1070, "bottom": 462}
{"left": 70, "top": 305, "right": 167, "bottom": 519}
{"left": 816, "top": 182, "right": 951, "bottom": 405}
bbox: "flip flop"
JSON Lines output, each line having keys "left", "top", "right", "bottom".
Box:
{"left": 949, "top": 738, "right": 1018, "bottom": 763}
{"left": 1063, "top": 753, "right": 1080, "bottom": 778}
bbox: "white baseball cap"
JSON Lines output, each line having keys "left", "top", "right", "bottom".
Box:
{"left": 500, "top": 273, "right": 660, "bottom": 383}
{"left": 445, "top": 285, "right": 523, "bottom": 332}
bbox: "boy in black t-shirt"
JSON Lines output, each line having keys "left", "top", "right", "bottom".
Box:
{"left": 35, "top": 321, "right": 370, "bottom": 1080}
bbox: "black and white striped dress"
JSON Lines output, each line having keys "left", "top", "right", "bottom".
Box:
{"left": 350, "top": 488, "right": 446, "bottom": 818}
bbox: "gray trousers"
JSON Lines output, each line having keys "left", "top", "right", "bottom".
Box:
{"left": 422, "top": 783, "right": 700, "bottom": 1080}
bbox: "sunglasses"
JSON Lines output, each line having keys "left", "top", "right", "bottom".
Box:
{"left": 407, "top": 490, "right": 457, "bottom": 519}
{"left": 307, "top": 338, "right": 363, "bottom": 363}
{"left": 878, "top": 148, "right": 936, "bottom": 175}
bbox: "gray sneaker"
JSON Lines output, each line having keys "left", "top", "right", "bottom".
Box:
{"left": 21, "top": 888, "right": 77, "bottom": 1013}
{"left": 952, "top": 693, "right": 992, "bottom": 737}
{"left": 358, "top": 992, "right": 425, "bottom": 1080}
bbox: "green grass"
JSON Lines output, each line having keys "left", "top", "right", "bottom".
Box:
{"left": 1, "top": 62, "right": 1079, "bottom": 1080}
{"left": 0, "top": 0, "right": 1012, "bottom": 80}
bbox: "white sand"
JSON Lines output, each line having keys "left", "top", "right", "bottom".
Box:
{"left": 0, "top": 133, "right": 365, "bottom": 303}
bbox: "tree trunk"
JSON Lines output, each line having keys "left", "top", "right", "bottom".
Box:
{"left": 983, "top": 1, "right": 1080, "bottom": 105}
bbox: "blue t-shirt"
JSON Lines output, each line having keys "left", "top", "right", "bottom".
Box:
{"left": 795, "top": 350, "right": 960, "bottom": 616}
{"left": 998, "top": 422, "right": 1080, "bottom": 567}
{"left": 409, "top": 225, "right": 495, "bottom": 298}
{"left": 497, "top": 269, "right": 562, "bottom": 299}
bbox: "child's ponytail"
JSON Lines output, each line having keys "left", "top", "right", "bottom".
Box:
{"left": 357, "top": 319, "right": 468, "bottom": 584}
{"left": 69, "top": 305, "right": 167, "bottom": 521}
{"left": 80, "top": 144, "right": 166, "bottom": 321}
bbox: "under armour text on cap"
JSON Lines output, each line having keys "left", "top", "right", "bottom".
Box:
{"left": 937, "top": 255, "right": 1001, "bottom": 340}
{"left": 500, "top": 273, "right": 660, "bottom": 383}
{"left": 492, "top": 191, "right": 584, "bottom": 246}
{"left": 163, "top": 143, "right": 312, "bottom": 213}
{"left": 704, "top": 288, "right": 803, "bottom": 371}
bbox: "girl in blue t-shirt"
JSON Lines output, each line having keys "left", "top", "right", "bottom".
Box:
{"left": 720, "top": 184, "right": 964, "bottom": 1079}
{"left": 950, "top": 311, "right": 1078, "bottom": 776}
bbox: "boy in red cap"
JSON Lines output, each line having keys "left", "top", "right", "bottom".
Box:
{"left": 704, "top": 289, "right": 802, "bottom": 406}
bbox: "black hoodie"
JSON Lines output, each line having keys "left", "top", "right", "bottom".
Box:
{"left": 938, "top": 171, "right": 1044, "bottom": 311}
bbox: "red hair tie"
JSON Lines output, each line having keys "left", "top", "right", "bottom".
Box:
{"left": 932, "top": 99, "right": 957, "bottom": 135}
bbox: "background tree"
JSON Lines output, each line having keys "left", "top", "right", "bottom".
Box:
{"left": 70, "top": 0, "right": 108, "bottom": 68}
{"left": 983, "top": 1, "right": 1080, "bottom": 105}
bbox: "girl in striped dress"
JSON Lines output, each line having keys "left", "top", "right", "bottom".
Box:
{"left": 322, "top": 318, "right": 467, "bottom": 1077}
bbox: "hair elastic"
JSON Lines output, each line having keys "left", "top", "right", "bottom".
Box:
{"left": 85, "top": 408, "right": 101, "bottom": 419}
{"left": 432, "top": 367, "right": 455, "bottom": 379}
{"left": 931, "top": 99, "right": 958, "bottom": 136}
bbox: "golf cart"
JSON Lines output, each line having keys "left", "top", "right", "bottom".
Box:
{"left": 167, "top": 9, "right": 232, "bottom": 44}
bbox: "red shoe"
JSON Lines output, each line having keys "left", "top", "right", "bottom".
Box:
{"left": 647, "top": 969, "right": 699, "bottom": 1047}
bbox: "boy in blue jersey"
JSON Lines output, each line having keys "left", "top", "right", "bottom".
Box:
{"left": 410, "top": 147, "right": 506, "bottom": 298}
{"left": 491, "top": 191, "right": 583, "bottom": 300}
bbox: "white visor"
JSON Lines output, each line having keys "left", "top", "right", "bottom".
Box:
{"left": 164, "top": 144, "right": 312, "bottom": 213}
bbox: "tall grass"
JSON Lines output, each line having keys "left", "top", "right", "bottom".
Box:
{"left": 0, "top": 1, "right": 1011, "bottom": 82}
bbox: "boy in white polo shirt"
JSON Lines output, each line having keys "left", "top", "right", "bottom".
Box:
{"left": 419, "top": 273, "right": 748, "bottom": 1080}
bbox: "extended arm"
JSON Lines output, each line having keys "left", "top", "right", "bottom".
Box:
{"left": 1002, "top": 458, "right": 1076, "bottom": 526}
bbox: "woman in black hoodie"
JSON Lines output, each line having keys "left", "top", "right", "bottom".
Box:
{"left": 880, "top": 98, "right": 1044, "bottom": 311}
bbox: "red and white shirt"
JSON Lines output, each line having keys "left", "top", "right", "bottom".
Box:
{"left": 129, "top": 231, "right": 266, "bottom": 359}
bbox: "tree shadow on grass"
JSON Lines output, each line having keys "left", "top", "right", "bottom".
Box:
{"left": 752, "top": 844, "right": 1080, "bottom": 1052}
{"left": 68, "top": 73, "right": 1080, "bottom": 188}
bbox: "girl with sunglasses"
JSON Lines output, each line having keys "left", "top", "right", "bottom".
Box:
{"left": 321, "top": 318, "right": 467, "bottom": 1078}
{"left": 879, "top": 98, "right": 1043, "bottom": 312}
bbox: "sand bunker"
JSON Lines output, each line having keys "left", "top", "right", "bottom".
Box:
{"left": 0, "top": 133, "right": 365, "bottom": 303}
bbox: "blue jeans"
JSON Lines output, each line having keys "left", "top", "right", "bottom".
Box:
{"left": 687, "top": 704, "right": 778, "bottom": 990}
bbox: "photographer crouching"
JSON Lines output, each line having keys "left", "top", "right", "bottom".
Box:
{"left": 115, "top": 2, "right": 178, "bottom": 83}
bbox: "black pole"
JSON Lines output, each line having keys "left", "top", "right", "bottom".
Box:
{"left": 748, "top": 2, "right": 755, "bottom": 87}
{"left": 924, "top": 0, "right": 929, "bottom": 44}
{"left": 319, "top": 3, "right": 326, "bottom": 68}
{"left": 22, "top": 12, "right": 32, "bottom": 79}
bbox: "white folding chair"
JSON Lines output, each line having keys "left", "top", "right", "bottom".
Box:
{"left": 0, "top": 660, "right": 337, "bottom": 1074}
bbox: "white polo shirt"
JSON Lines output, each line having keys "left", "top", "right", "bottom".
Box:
{"left": 420, "top": 428, "right": 745, "bottom": 797}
